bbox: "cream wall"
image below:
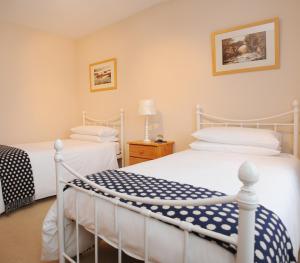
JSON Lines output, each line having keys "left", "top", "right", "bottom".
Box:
{"left": 76, "top": 0, "right": 300, "bottom": 156}
{"left": 0, "top": 22, "right": 80, "bottom": 144}
{"left": 1, "top": 0, "right": 299, "bottom": 152}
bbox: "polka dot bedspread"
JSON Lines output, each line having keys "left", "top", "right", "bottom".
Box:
{"left": 0, "top": 145, "right": 35, "bottom": 213}
{"left": 66, "top": 170, "right": 296, "bottom": 263}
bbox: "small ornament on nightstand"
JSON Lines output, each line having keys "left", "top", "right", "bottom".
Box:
{"left": 155, "top": 134, "right": 166, "bottom": 143}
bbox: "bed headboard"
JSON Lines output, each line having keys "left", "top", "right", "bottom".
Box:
{"left": 195, "top": 100, "right": 299, "bottom": 157}
{"left": 82, "top": 109, "right": 125, "bottom": 167}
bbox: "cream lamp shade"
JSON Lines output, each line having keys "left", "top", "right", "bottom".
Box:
{"left": 139, "top": 99, "right": 157, "bottom": 116}
{"left": 139, "top": 99, "right": 156, "bottom": 142}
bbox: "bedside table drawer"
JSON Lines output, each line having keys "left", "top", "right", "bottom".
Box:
{"left": 129, "top": 145, "right": 156, "bottom": 159}
{"left": 129, "top": 157, "right": 149, "bottom": 165}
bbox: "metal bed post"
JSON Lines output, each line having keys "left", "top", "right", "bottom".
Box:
{"left": 236, "top": 162, "right": 259, "bottom": 263}
{"left": 54, "top": 140, "right": 66, "bottom": 263}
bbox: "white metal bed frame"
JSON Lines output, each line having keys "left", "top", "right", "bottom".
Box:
{"left": 54, "top": 100, "right": 299, "bottom": 263}
{"left": 82, "top": 109, "right": 125, "bottom": 167}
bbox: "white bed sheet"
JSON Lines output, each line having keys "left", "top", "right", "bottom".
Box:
{"left": 42, "top": 150, "right": 300, "bottom": 262}
{"left": 0, "top": 139, "right": 118, "bottom": 214}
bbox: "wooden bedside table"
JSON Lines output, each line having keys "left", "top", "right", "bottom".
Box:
{"left": 128, "top": 140, "right": 174, "bottom": 165}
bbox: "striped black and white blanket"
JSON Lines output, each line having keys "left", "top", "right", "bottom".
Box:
{"left": 66, "top": 170, "right": 296, "bottom": 263}
{"left": 0, "top": 145, "right": 35, "bottom": 213}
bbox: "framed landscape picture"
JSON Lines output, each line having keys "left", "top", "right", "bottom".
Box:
{"left": 211, "top": 17, "right": 279, "bottom": 76}
{"left": 90, "top": 58, "right": 117, "bottom": 92}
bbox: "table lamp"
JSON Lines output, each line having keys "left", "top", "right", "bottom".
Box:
{"left": 139, "top": 99, "right": 157, "bottom": 142}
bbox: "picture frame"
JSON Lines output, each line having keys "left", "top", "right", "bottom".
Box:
{"left": 211, "top": 17, "right": 279, "bottom": 76}
{"left": 89, "top": 58, "right": 117, "bottom": 92}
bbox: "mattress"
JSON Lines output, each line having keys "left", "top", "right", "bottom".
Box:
{"left": 0, "top": 139, "right": 118, "bottom": 214}
{"left": 42, "top": 149, "right": 300, "bottom": 262}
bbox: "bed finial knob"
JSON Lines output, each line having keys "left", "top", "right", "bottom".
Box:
{"left": 54, "top": 139, "right": 64, "bottom": 162}
{"left": 238, "top": 161, "right": 259, "bottom": 187}
{"left": 237, "top": 161, "right": 259, "bottom": 209}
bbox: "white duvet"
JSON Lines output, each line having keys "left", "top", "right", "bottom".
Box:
{"left": 42, "top": 150, "right": 300, "bottom": 262}
{"left": 0, "top": 139, "right": 118, "bottom": 214}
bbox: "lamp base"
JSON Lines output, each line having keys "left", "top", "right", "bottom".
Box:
{"left": 143, "top": 115, "right": 151, "bottom": 143}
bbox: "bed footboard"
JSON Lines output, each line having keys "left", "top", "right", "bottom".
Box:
{"left": 54, "top": 139, "right": 259, "bottom": 263}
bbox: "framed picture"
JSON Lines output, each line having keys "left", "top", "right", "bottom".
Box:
{"left": 211, "top": 17, "right": 279, "bottom": 76}
{"left": 90, "top": 58, "right": 117, "bottom": 92}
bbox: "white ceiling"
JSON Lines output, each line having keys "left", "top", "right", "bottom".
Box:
{"left": 0, "top": 0, "right": 166, "bottom": 38}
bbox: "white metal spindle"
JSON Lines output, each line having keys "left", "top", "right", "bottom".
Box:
{"left": 118, "top": 232, "right": 122, "bottom": 263}
{"left": 179, "top": 221, "right": 192, "bottom": 263}
{"left": 114, "top": 200, "right": 122, "bottom": 263}
{"left": 114, "top": 201, "right": 119, "bottom": 232}
{"left": 94, "top": 196, "right": 98, "bottom": 263}
{"left": 144, "top": 217, "right": 149, "bottom": 263}
{"left": 183, "top": 230, "right": 189, "bottom": 263}
{"left": 54, "top": 140, "right": 66, "bottom": 263}
{"left": 141, "top": 208, "right": 150, "bottom": 263}
{"left": 75, "top": 192, "right": 80, "bottom": 263}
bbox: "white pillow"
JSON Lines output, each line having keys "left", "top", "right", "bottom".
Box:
{"left": 70, "top": 134, "right": 119, "bottom": 143}
{"left": 189, "top": 141, "right": 280, "bottom": 156}
{"left": 71, "top": 125, "right": 118, "bottom": 137}
{"left": 192, "top": 127, "right": 281, "bottom": 150}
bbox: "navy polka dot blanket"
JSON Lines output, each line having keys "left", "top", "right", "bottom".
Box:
{"left": 66, "top": 170, "right": 296, "bottom": 263}
{"left": 0, "top": 145, "right": 35, "bottom": 213}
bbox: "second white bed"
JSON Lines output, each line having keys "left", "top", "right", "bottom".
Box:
{"left": 0, "top": 139, "right": 118, "bottom": 215}
{"left": 42, "top": 149, "right": 300, "bottom": 262}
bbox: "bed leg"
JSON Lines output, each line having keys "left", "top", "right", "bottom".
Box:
{"left": 54, "top": 140, "right": 66, "bottom": 263}
{"left": 236, "top": 161, "right": 259, "bottom": 263}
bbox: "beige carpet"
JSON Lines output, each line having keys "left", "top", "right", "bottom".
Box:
{"left": 0, "top": 197, "right": 141, "bottom": 263}
{"left": 0, "top": 197, "right": 58, "bottom": 263}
